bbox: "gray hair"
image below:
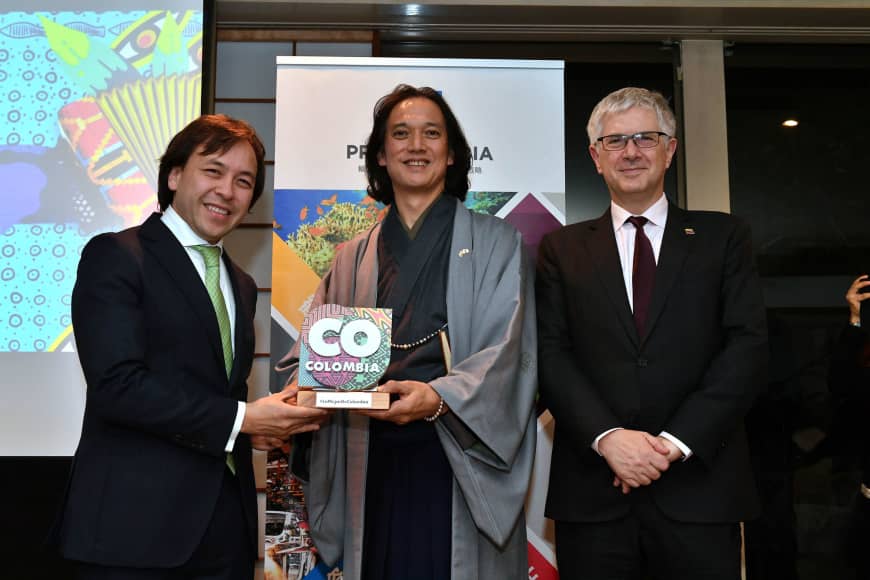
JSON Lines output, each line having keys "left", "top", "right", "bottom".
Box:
{"left": 586, "top": 87, "right": 676, "bottom": 144}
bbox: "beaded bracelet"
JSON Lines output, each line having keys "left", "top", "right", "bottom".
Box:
{"left": 424, "top": 396, "right": 445, "bottom": 422}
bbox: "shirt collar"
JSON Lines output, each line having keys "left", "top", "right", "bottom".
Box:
{"left": 610, "top": 193, "right": 669, "bottom": 231}
{"left": 160, "top": 205, "right": 224, "bottom": 250}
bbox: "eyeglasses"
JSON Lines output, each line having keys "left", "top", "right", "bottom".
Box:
{"left": 596, "top": 131, "right": 669, "bottom": 151}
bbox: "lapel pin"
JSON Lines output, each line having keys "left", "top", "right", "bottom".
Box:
{"left": 458, "top": 248, "right": 470, "bottom": 257}
{"left": 684, "top": 228, "right": 695, "bottom": 236}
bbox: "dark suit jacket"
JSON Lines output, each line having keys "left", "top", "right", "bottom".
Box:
{"left": 537, "top": 203, "right": 767, "bottom": 524}
{"left": 53, "top": 213, "right": 258, "bottom": 567}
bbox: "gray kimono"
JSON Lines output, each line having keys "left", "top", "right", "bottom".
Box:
{"left": 277, "top": 198, "right": 537, "bottom": 580}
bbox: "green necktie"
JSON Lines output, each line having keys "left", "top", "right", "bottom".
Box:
{"left": 191, "top": 244, "right": 236, "bottom": 475}
{"left": 191, "top": 245, "right": 233, "bottom": 377}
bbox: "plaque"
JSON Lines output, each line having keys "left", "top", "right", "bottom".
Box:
{"left": 297, "top": 304, "right": 391, "bottom": 409}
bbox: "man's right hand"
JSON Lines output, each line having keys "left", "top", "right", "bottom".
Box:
{"left": 598, "top": 429, "right": 671, "bottom": 493}
{"left": 846, "top": 274, "right": 870, "bottom": 325}
{"left": 241, "top": 387, "right": 330, "bottom": 440}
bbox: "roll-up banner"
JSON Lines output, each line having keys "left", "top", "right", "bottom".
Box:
{"left": 270, "top": 56, "right": 564, "bottom": 580}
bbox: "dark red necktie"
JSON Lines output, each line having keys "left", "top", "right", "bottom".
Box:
{"left": 627, "top": 216, "right": 655, "bottom": 336}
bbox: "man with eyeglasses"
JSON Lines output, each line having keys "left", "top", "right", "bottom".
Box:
{"left": 536, "top": 87, "right": 767, "bottom": 579}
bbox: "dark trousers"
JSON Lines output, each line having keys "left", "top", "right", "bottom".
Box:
{"left": 555, "top": 489, "right": 741, "bottom": 580}
{"left": 72, "top": 469, "right": 253, "bottom": 580}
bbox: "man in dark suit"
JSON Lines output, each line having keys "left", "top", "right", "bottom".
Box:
{"left": 54, "top": 114, "right": 328, "bottom": 579}
{"left": 537, "top": 87, "right": 767, "bottom": 579}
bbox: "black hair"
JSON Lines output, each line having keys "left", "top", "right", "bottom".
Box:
{"left": 157, "top": 114, "right": 266, "bottom": 211}
{"left": 364, "top": 84, "right": 472, "bottom": 204}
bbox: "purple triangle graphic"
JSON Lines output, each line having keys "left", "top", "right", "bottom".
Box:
{"left": 503, "top": 193, "right": 562, "bottom": 264}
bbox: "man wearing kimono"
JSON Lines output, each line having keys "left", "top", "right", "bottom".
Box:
{"left": 278, "top": 84, "right": 537, "bottom": 580}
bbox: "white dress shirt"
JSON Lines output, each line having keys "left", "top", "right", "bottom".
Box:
{"left": 592, "top": 194, "right": 692, "bottom": 460}
{"left": 161, "top": 206, "right": 246, "bottom": 452}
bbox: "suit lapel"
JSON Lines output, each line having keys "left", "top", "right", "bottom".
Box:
{"left": 644, "top": 203, "right": 693, "bottom": 341}
{"left": 225, "top": 252, "right": 251, "bottom": 387}
{"left": 446, "top": 199, "right": 473, "bottom": 360}
{"left": 585, "top": 211, "right": 638, "bottom": 347}
{"left": 139, "top": 214, "right": 227, "bottom": 380}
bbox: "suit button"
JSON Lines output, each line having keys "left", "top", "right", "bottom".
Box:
{"left": 637, "top": 358, "right": 648, "bottom": 367}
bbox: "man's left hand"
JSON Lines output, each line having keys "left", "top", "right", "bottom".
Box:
{"left": 355, "top": 380, "right": 445, "bottom": 425}
{"left": 251, "top": 435, "right": 286, "bottom": 451}
{"left": 613, "top": 436, "right": 686, "bottom": 493}
{"left": 657, "top": 436, "right": 684, "bottom": 462}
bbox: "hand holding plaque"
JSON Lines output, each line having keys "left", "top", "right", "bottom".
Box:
{"left": 297, "top": 304, "right": 392, "bottom": 409}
